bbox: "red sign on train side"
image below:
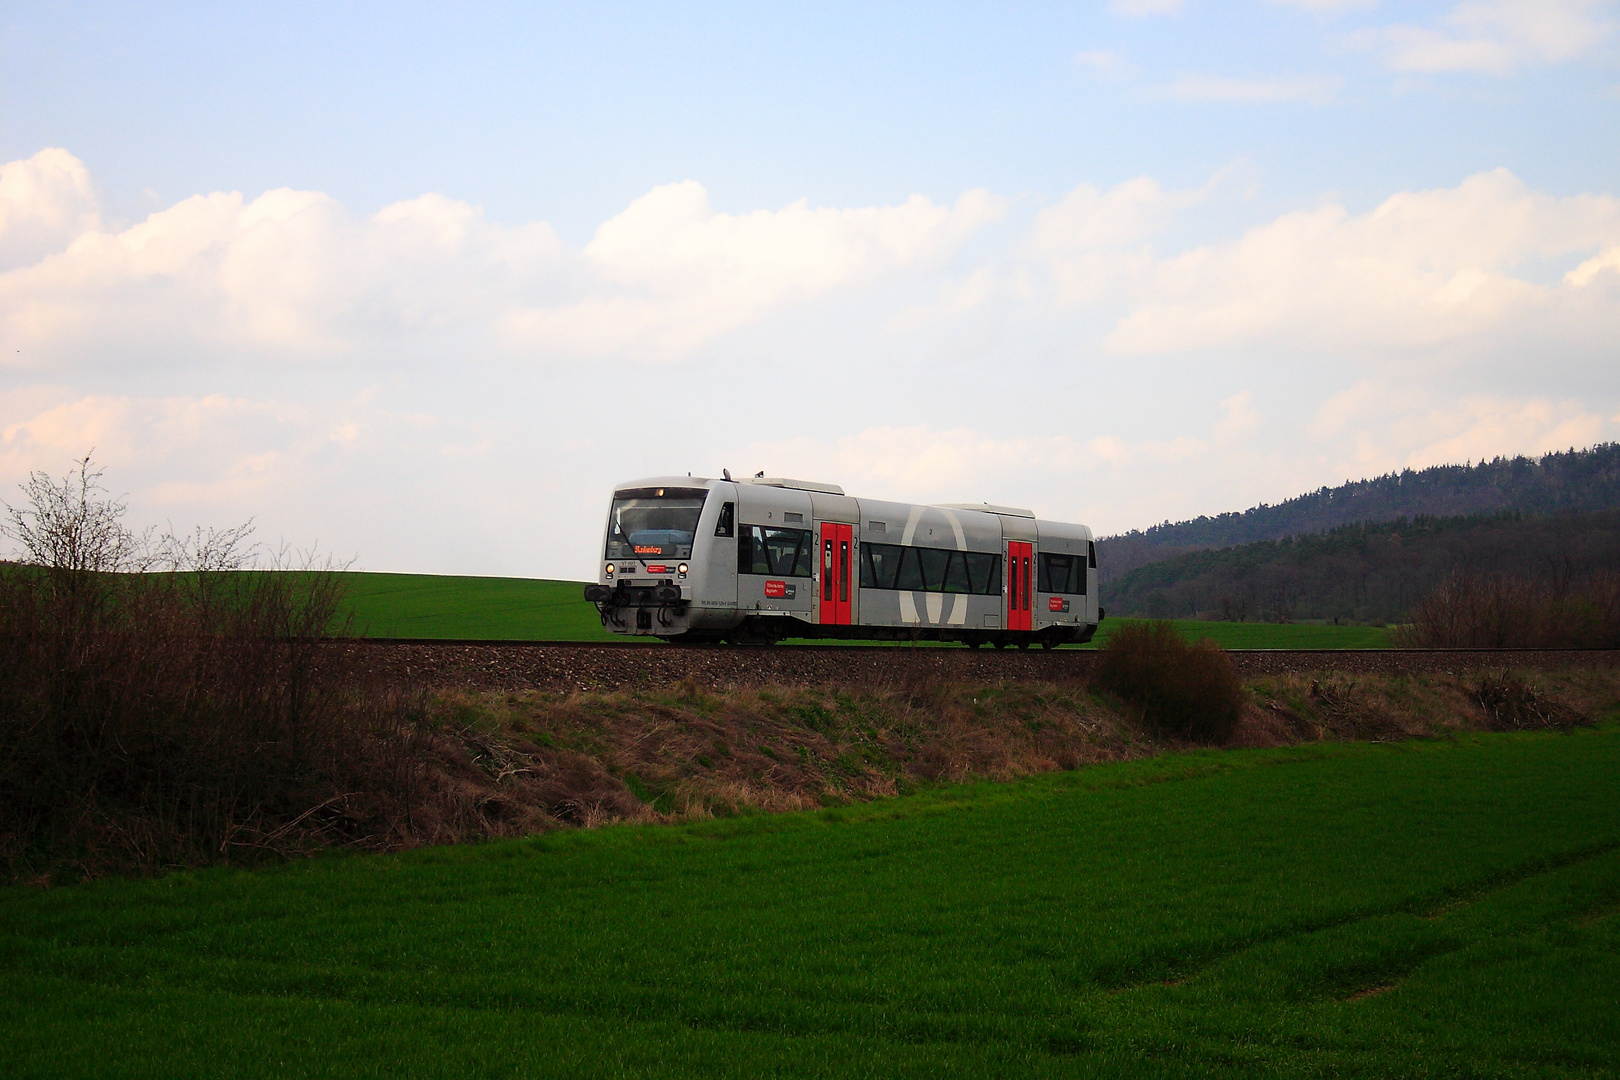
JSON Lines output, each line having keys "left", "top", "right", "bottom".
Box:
{"left": 764, "top": 580, "right": 787, "bottom": 598}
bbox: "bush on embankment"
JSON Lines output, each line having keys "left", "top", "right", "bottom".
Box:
{"left": 1093, "top": 620, "right": 1246, "bottom": 743}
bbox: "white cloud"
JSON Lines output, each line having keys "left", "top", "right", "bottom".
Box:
{"left": 1111, "top": 0, "right": 1183, "bottom": 15}
{"left": 1396, "top": 396, "right": 1610, "bottom": 469}
{"left": 504, "top": 182, "right": 1003, "bottom": 360}
{"left": 0, "top": 148, "right": 103, "bottom": 273}
{"left": 1308, "top": 382, "right": 1616, "bottom": 476}
{"left": 1265, "top": 0, "right": 1378, "bottom": 10}
{"left": 1028, "top": 172, "right": 1223, "bottom": 303}
{"left": 1154, "top": 75, "right": 1343, "bottom": 102}
{"left": 1075, "top": 50, "right": 1138, "bottom": 79}
{"left": 0, "top": 386, "right": 565, "bottom": 575}
{"left": 1566, "top": 244, "right": 1620, "bottom": 286}
{"left": 1094, "top": 168, "right": 1620, "bottom": 358}
{"left": 1214, "top": 391, "right": 1260, "bottom": 441}
{"left": 1362, "top": 0, "right": 1615, "bottom": 75}
{"left": 0, "top": 152, "right": 1003, "bottom": 369}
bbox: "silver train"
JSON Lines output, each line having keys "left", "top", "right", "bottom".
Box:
{"left": 584, "top": 474, "right": 1102, "bottom": 647}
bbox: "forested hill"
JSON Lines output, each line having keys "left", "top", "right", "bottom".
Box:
{"left": 1103, "top": 509, "right": 1620, "bottom": 625}
{"left": 1096, "top": 443, "right": 1620, "bottom": 583}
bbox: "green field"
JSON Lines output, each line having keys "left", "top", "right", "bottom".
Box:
{"left": 335, "top": 572, "right": 1390, "bottom": 647}
{"left": 337, "top": 572, "right": 621, "bottom": 641}
{"left": 4, "top": 726, "right": 1616, "bottom": 1077}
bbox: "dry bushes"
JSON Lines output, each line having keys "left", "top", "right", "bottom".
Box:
{"left": 1473, "top": 671, "right": 1584, "bottom": 731}
{"left": 1394, "top": 568, "right": 1620, "bottom": 648}
{"left": 1093, "top": 620, "right": 1245, "bottom": 743}
{"left": 0, "top": 457, "right": 419, "bottom": 879}
{"left": 401, "top": 678, "right": 1127, "bottom": 829}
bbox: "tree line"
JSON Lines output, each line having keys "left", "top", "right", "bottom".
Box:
{"left": 1097, "top": 443, "right": 1620, "bottom": 583}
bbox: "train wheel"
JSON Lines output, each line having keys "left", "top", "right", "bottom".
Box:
{"left": 993, "top": 638, "right": 1007, "bottom": 649}
{"left": 1041, "top": 639, "right": 1057, "bottom": 650}
{"left": 1016, "top": 639, "right": 1030, "bottom": 650}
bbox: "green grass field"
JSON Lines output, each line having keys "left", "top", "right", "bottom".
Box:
{"left": 4, "top": 726, "right": 1616, "bottom": 1077}
{"left": 335, "top": 572, "right": 1391, "bottom": 647}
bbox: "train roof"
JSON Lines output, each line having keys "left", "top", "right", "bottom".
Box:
{"left": 935, "top": 502, "right": 1035, "bottom": 519}
{"left": 737, "top": 476, "right": 846, "bottom": 495}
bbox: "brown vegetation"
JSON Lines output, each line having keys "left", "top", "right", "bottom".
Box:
{"left": 1393, "top": 568, "right": 1620, "bottom": 648}
{"left": 320, "top": 663, "right": 1618, "bottom": 845}
{"left": 1094, "top": 620, "right": 1246, "bottom": 743}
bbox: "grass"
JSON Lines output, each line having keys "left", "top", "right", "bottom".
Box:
{"left": 4, "top": 725, "right": 1617, "bottom": 1077}
{"left": 1089, "top": 618, "right": 1392, "bottom": 650}
{"left": 337, "top": 571, "right": 621, "bottom": 641}
{"left": 335, "top": 572, "right": 1391, "bottom": 647}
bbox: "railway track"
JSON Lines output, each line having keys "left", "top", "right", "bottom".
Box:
{"left": 327, "top": 639, "right": 1620, "bottom": 693}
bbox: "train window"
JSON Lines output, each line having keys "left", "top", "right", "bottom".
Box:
{"left": 893, "top": 547, "right": 925, "bottom": 592}
{"left": 605, "top": 496, "right": 706, "bottom": 560}
{"left": 714, "top": 501, "right": 734, "bottom": 538}
{"left": 915, "top": 548, "right": 950, "bottom": 591}
{"left": 862, "top": 543, "right": 901, "bottom": 589}
{"left": 965, "top": 552, "right": 999, "bottom": 596}
{"left": 858, "top": 545, "right": 1002, "bottom": 594}
{"left": 1088, "top": 541, "right": 1097, "bottom": 569}
{"left": 1039, "top": 553, "right": 1086, "bottom": 595}
{"left": 737, "top": 525, "right": 813, "bottom": 577}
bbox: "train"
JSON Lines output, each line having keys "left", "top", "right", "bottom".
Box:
{"left": 583, "top": 473, "right": 1102, "bottom": 647}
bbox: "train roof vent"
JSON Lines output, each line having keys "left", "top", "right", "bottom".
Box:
{"left": 936, "top": 502, "right": 1036, "bottom": 519}
{"left": 740, "top": 477, "right": 846, "bottom": 495}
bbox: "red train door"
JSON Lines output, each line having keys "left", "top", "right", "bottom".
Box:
{"left": 820, "top": 522, "right": 853, "bottom": 625}
{"left": 1006, "top": 541, "right": 1032, "bottom": 632}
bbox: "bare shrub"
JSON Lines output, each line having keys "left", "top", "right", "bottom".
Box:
{"left": 1093, "top": 621, "right": 1245, "bottom": 744}
{"left": 1473, "top": 671, "right": 1585, "bottom": 732}
{"left": 1394, "top": 568, "right": 1620, "bottom": 648}
{"left": 0, "top": 456, "right": 395, "bottom": 878}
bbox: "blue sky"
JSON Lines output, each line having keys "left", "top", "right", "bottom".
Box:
{"left": 2, "top": 1, "right": 1618, "bottom": 577}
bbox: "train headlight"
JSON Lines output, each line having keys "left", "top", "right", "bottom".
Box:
{"left": 604, "top": 563, "right": 615, "bottom": 576}
{"left": 678, "top": 563, "right": 689, "bottom": 576}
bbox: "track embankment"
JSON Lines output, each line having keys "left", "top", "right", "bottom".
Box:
{"left": 331, "top": 640, "right": 1620, "bottom": 692}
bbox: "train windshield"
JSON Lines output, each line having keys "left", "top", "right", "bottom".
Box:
{"left": 605, "top": 494, "right": 706, "bottom": 560}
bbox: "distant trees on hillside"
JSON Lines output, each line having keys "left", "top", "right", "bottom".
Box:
{"left": 1102, "top": 509, "right": 1620, "bottom": 625}
{"left": 1097, "top": 443, "right": 1620, "bottom": 584}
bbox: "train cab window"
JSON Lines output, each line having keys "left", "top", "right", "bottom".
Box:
{"left": 1088, "top": 541, "right": 1097, "bottom": 569}
{"left": 714, "top": 501, "right": 734, "bottom": 538}
{"left": 737, "top": 525, "right": 813, "bottom": 577}
{"left": 605, "top": 494, "right": 706, "bottom": 560}
{"left": 1039, "top": 552, "right": 1086, "bottom": 595}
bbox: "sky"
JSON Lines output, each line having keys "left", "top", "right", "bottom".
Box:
{"left": 2, "top": 0, "right": 1618, "bottom": 579}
